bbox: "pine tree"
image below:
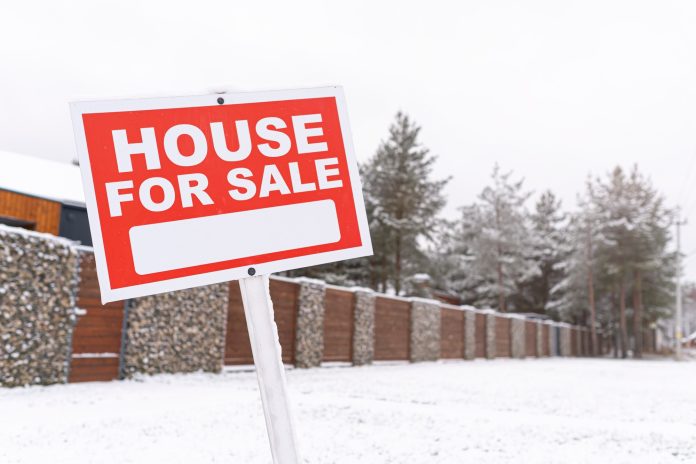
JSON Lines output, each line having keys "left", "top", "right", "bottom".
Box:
{"left": 548, "top": 185, "right": 606, "bottom": 352}
{"left": 361, "top": 112, "right": 449, "bottom": 294}
{"left": 551, "top": 166, "right": 675, "bottom": 357}
{"left": 623, "top": 167, "right": 674, "bottom": 357}
{"left": 452, "top": 165, "right": 538, "bottom": 311}
{"left": 515, "top": 190, "right": 567, "bottom": 313}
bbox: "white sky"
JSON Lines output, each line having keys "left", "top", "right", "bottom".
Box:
{"left": 1, "top": 0, "right": 695, "bottom": 281}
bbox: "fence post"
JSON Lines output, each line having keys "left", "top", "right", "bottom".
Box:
{"left": 351, "top": 288, "right": 375, "bottom": 366}
{"left": 510, "top": 316, "right": 526, "bottom": 359}
{"left": 294, "top": 278, "right": 326, "bottom": 368}
{"left": 560, "top": 324, "right": 572, "bottom": 357}
{"left": 409, "top": 298, "right": 441, "bottom": 362}
{"left": 547, "top": 321, "right": 558, "bottom": 356}
{"left": 463, "top": 308, "right": 476, "bottom": 360}
{"left": 484, "top": 310, "right": 497, "bottom": 359}
{"left": 536, "top": 321, "right": 544, "bottom": 357}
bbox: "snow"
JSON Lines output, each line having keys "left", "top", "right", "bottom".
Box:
{"left": 1, "top": 358, "right": 695, "bottom": 463}
{"left": 0, "top": 150, "right": 84, "bottom": 204}
{"left": 0, "top": 223, "right": 77, "bottom": 245}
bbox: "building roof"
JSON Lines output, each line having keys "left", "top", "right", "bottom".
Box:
{"left": 0, "top": 150, "right": 85, "bottom": 205}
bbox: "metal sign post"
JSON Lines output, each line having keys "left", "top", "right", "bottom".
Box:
{"left": 239, "top": 274, "right": 300, "bottom": 464}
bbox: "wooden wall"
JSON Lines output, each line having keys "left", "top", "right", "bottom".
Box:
{"left": 224, "top": 279, "right": 299, "bottom": 365}
{"left": 495, "top": 316, "right": 511, "bottom": 357}
{"left": 440, "top": 306, "right": 465, "bottom": 359}
{"left": 525, "top": 321, "right": 537, "bottom": 357}
{"left": 571, "top": 328, "right": 578, "bottom": 356}
{"left": 224, "top": 282, "right": 252, "bottom": 365}
{"left": 581, "top": 329, "right": 589, "bottom": 356}
{"left": 374, "top": 296, "right": 410, "bottom": 361}
{"left": 322, "top": 287, "right": 354, "bottom": 362}
{"left": 542, "top": 324, "right": 550, "bottom": 356}
{"left": 69, "top": 253, "right": 124, "bottom": 383}
{"left": 0, "top": 189, "right": 61, "bottom": 234}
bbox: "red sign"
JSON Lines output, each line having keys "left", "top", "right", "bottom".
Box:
{"left": 71, "top": 87, "right": 372, "bottom": 302}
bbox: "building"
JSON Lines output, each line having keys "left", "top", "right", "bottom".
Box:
{"left": 0, "top": 150, "right": 91, "bottom": 246}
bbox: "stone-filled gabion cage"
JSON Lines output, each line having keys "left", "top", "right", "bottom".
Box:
{"left": 0, "top": 226, "right": 80, "bottom": 387}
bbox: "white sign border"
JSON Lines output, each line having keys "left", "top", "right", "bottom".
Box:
{"left": 70, "top": 86, "right": 373, "bottom": 303}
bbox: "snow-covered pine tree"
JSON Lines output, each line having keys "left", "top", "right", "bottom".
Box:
{"left": 514, "top": 190, "right": 567, "bottom": 313}
{"left": 361, "top": 112, "right": 449, "bottom": 295}
{"left": 419, "top": 218, "right": 460, "bottom": 294}
{"left": 623, "top": 166, "right": 675, "bottom": 357}
{"left": 452, "top": 165, "right": 539, "bottom": 311}
{"left": 548, "top": 182, "right": 607, "bottom": 353}
{"left": 552, "top": 166, "right": 676, "bottom": 357}
{"left": 589, "top": 167, "right": 638, "bottom": 358}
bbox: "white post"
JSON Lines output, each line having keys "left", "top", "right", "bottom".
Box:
{"left": 239, "top": 275, "right": 301, "bottom": 464}
{"left": 675, "top": 211, "right": 686, "bottom": 361}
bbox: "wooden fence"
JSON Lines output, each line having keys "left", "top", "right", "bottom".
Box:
{"left": 69, "top": 253, "right": 124, "bottom": 382}
{"left": 495, "top": 316, "right": 512, "bottom": 358}
{"left": 323, "top": 287, "right": 354, "bottom": 363}
{"left": 373, "top": 296, "right": 410, "bottom": 361}
{"left": 525, "top": 320, "right": 537, "bottom": 357}
{"left": 66, "top": 252, "right": 659, "bottom": 383}
{"left": 440, "top": 305, "right": 465, "bottom": 359}
{"left": 224, "top": 280, "right": 298, "bottom": 365}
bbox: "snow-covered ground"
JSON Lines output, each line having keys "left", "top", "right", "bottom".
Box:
{"left": 2, "top": 358, "right": 695, "bottom": 464}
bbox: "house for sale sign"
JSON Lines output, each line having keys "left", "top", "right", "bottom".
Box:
{"left": 71, "top": 87, "right": 372, "bottom": 303}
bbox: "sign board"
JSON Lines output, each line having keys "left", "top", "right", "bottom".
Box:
{"left": 71, "top": 87, "right": 372, "bottom": 303}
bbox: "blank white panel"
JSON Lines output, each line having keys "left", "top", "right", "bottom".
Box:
{"left": 129, "top": 199, "right": 340, "bottom": 275}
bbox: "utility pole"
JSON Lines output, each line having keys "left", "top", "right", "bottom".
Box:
{"left": 675, "top": 208, "right": 687, "bottom": 361}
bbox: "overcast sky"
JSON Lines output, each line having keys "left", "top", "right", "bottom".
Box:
{"left": 1, "top": 0, "right": 695, "bottom": 281}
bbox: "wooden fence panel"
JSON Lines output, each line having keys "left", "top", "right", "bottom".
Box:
{"left": 525, "top": 321, "right": 537, "bottom": 357}
{"left": 323, "top": 288, "right": 354, "bottom": 362}
{"left": 69, "top": 252, "right": 123, "bottom": 383}
{"left": 495, "top": 316, "right": 511, "bottom": 357}
{"left": 224, "top": 282, "right": 252, "bottom": 365}
{"left": 582, "top": 330, "right": 590, "bottom": 356}
{"left": 272, "top": 279, "right": 299, "bottom": 364}
{"left": 374, "top": 296, "right": 410, "bottom": 361}
{"left": 440, "top": 306, "right": 465, "bottom": 359}
{"left": 542, "top": 324, "right": 550, "bottom": 356}
{"left": 475, "top": 313, "right": 486, "bottom": 358}
{"left": 224, "top": 279, "right": 299, "bottom": 365}
{"left": 571, "top": 328, "right": 578, "bottom": 356}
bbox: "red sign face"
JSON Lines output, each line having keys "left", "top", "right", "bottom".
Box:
{"left": 71, "top": 87, "right": 372, "bottom": 303}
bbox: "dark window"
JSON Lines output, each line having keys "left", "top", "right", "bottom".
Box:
{"left": 59, "top": 204, "right": 92, "bottom": 246}
{"left": 0, "top": 215, "right": 36, "bottom": 230}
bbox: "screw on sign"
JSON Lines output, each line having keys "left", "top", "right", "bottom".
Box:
{"left": 70, "top": 87, "right": 372, "bottom": 464}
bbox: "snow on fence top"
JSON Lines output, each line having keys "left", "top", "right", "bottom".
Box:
{"left": 0, "top": 150, "right": 84, "bottom": 204}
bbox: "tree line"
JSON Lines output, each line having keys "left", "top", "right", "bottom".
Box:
{"left": 287, "top": 112, "right": 679, "bottom": 358}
